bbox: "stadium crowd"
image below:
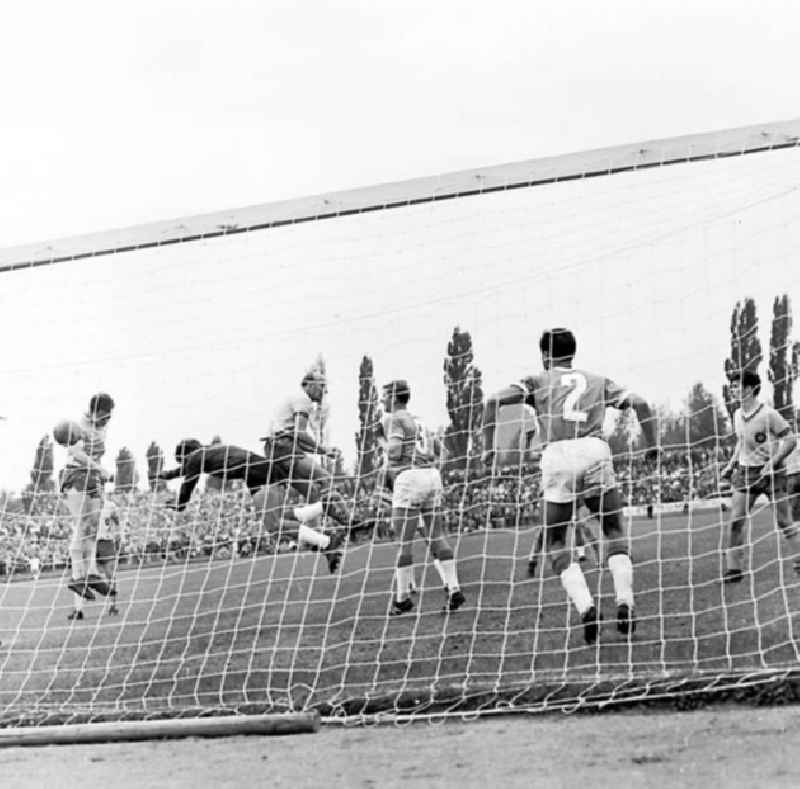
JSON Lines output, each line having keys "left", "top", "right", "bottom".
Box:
{"left": 0, "top": 446, "right": 734, "bottom": 577}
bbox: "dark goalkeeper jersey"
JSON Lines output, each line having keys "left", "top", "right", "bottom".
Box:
{"left": 169, "top": 444, "right": 270, "bottom": 509}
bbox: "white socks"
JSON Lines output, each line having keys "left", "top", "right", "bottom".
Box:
{"left": 608, "top": 554, "right": 634, "bottom": 607}
{"left": 437, "top": 559, "right": 460, "bottom": 592}
{"left": 560, "top": 562, "right": 593, "bottom": 615}
{"left": 73, "top": 592, "right": 84, "bottom": 612}
{"left": 297, "top": 524, "right": 330, "bottom": 549}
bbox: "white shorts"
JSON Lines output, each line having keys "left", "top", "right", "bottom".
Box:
{"left": 392, "top": 468, "right": 443, "bottom": 510}
{"left": 540, "top": 436, "right": 615, "bottom": 504}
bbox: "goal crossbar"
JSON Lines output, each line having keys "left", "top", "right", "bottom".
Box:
{"left": 1, "top": 117, "right": 798, "bottom": 272}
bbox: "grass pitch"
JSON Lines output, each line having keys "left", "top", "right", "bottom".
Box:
{"left": 1, "top": 508, "right": 799, "bottom": 721}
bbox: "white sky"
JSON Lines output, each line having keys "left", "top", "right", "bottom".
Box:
{"left": 1, "top": 1, "right": 800, "bottom": 489}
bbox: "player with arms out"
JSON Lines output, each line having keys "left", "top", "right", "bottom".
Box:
{"left": 720, "top": 370, "right": 798, "bottom": 582}
{"left": 55, "top": 392, "right": 116, "bottom": 621}
{"left": 483, "top": 329, "right": 658, "bottom": 643}
{"left": 380, "top": 380, "right": 465, "bottom": 616}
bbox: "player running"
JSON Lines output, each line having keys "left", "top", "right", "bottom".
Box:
{"left": 57, "top": 392, "right": 116, "bottom": 621}
{"left": 482, "top": 328, "right": 658, "bottom": 643}
{"left": 380, "top": 379, "right": 465, "bottom": 616}
{"left": 720, "top": 370, "right": 798, "bottom": 583}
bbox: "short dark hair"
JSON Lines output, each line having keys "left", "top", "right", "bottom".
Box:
{"left": 539, "top": 328, "right": 576, "bottom": 359}
{"left": 383, "top": 379, "right": 411, "bottom": 404}
{"left": 88, "top": 392, "right": 115, "bottom": 416}
{"left": 730, "top": 370, "right": 761, "bottom": 395}
{"left": 175, "top": 439, "right": 203, "bottom": 462}
{"left": 301, "top": 371, "right": 326, "bottom": 388}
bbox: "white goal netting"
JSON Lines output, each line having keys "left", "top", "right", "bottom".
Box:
{"left": 1, "top": 121, "right": 800, "bottom": 726}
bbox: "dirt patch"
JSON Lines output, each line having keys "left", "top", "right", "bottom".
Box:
{"left": 5, "top": 705, "right": 800, "bottom": 788}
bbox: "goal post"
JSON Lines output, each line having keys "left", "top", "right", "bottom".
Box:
{"left": 1, "top": 118, "right": 800, "bottom": 732}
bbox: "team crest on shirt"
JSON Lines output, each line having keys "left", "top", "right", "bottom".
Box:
{"left": 754, "top": 431, "right": 767, "bottom": 444}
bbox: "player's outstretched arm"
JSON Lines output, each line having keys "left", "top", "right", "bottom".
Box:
{"left": 171, "top": 455, "right": 204, "bottom": 511}
{"left": 481, "top": 386, "right": 526, "bottom": 464}
{"left": 156, "top": 467, "right": 184, "bottom": 482}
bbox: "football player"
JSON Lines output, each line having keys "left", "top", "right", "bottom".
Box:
{"left": 160, "top": 439, "right": 278, "bottom": 509}
{"left": 161, "top": 440, "right": 345, "bottom": 573}
{"left": 59, "top": 392, "right": 116, "bottom": 621}
{"left": 260, "top": 370, "right": 359, "bottom": 530}
{"left": 381, "top": 380, "right": 465, "bottom": 616}
{"left": 786, "top": 433, "right": 800, "bottom": 544}
{"left": 95, "top": 500, "right": 121, "bottom": 615}
{"left": 720, "top": 370, "right": 798, "bottom": 582}
{"left": 483, "top": 328, "right": 658, "bottom": 643}
{"left": 527, "top": 502, "right": 598, "bottom": 577}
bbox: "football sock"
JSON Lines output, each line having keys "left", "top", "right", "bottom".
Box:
{"left": 297, "top": 524, "right": 330, "bottom": 549}
{"left": 73, "top": 593, "right": 84, "bottom": 612}
{"left": 395, "top": 565, "right": 415, "bottom": 602}
{"left": 433, "top": 558, "right": 446, "bottom": 586}
{"left": 294, "top": 502, "right": 324, "bottom": 523}
{"left": 608, "top": 554, "right": 634, "bottom": 607}
{"left": 560, "top": 562, "right": 593, "bottom": 615}
{"left": 726, "top": 547, "right": 744, "bottom": 572}
{"left": 438, "top": 559, "right": 460, "bottom": 592}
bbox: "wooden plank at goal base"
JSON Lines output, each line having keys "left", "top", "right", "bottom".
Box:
{"left": 0, "top": 711, "right": 320, "bottom": 748}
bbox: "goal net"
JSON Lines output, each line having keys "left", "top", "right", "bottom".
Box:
{"left": 1, "top": 120, "right": 800, "bottom": 728}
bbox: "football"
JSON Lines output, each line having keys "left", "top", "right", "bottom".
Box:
{"left": 53, "top": 419, "right": 83, "bottom": 447}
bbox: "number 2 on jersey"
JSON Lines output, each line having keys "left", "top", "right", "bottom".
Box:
{"left": 561, "top": 373, "right": 588, "bottom": 423}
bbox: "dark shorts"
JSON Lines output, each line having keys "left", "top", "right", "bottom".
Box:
{"left": 96, "top": 538, "right": 116, "bottom": 562}
{"left": 60, "top": 467, "right": 104, "bottom": 498}
{"left": 731, "top": 465, "right": 786, "bottom": 498}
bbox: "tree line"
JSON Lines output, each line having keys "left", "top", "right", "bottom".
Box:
{"left": 22, "top": 294, "right": 800, "bottom": 505}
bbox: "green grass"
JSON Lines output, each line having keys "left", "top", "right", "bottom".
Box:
{"left": 1, "top": 508, "right": 799, "bottom": 721}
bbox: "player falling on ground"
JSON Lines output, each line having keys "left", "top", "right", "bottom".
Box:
{"left": 483, "top": 328, "right": 658, "bottom": 644}
{"left": 159, "top": 439, "right": 344, "bottom": 572}
{"left": 380, "top": 379, "right": 465, "bottom": 616}
{"left": 95, "top": 500, "right": 121, "bottom": 615}
{"left": 56, "top": 392, "right": 116, "bottom": 621}
{"left": 720, "top": 370, "right": 798, "bottom": 583}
